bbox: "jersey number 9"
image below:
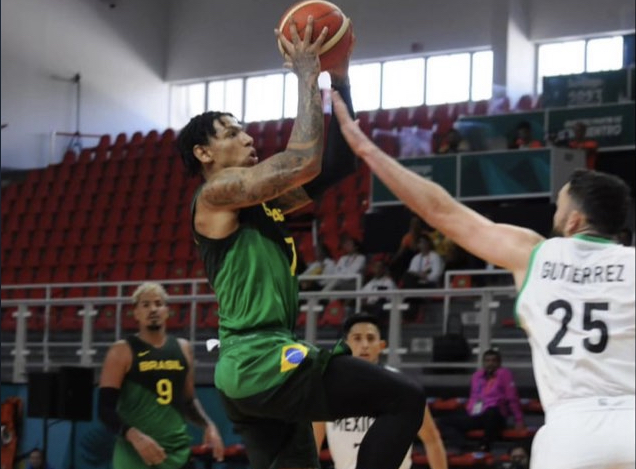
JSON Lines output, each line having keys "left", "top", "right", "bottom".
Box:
{"left": 156, "top": 378, "right": 173, "bottom": 404}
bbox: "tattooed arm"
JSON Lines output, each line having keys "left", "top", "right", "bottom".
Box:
{"left": 197, "top": 19, "right": 326, "bottom": 215}
{"left": 270, "top": 37, "right": 357, "bottom": 215}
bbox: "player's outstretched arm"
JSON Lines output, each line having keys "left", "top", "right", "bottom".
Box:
{"left": 179, "top": 339, "right": 225, "bottom": 461}
{"left": 331, "top": 91, "right": 544, "bottom": 285}
{"left": 270, "top": 28, "right": 358, "bottom": 214}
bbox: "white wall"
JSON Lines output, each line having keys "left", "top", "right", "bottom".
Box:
{"left": 529, "top": 0, "right": 636, "bottom": 40}
{"left": 0, "top": 0, "right": 170, "bottom": 169}
{"left": 165, "top": 0, "right": 634, "bottom": 82}
{"left": 165, "top": 0, "right": 495, "bottom": 81}
{"left": 2, "top": 0, "right": 634, "bottom": 169}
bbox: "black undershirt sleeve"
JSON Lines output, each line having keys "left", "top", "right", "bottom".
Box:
{"left": 302, "top": 83, "right": 357, "bottom": 199}
{"left": 98, "top": 387, "right": 130, "bottom": 437}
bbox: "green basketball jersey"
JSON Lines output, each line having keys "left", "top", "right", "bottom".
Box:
{"left": 113, "top": 335, "right": 191, "bottom": 469}
{"left": 192, "top": 193, "right": 321, "bottom": 398}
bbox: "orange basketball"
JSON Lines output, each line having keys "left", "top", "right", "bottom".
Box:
{"left": 277, "top": 1, "right": 353, "bottom": 72}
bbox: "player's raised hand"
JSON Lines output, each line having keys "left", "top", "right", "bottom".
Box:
{"left": 275, "top": 16, "right": 328, "bottom": 79}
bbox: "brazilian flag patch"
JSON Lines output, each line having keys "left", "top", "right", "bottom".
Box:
{"left": 280, "top": 343, "right": 308, "bottom": 373}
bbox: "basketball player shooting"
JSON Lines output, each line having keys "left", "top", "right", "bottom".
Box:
{"left": 175, "top": 12, "right": 430, "bottom": 469}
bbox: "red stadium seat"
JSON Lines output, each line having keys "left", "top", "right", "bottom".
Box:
{"left": 149, "top": 262, "right": 169, "bottom": 280}
{"left": 1, "top": 311, "right": 17, "bottom": 331}
{"left": 391, "top": 107, "right": 411, "bottom": 129}
{"left": 318, "top": 300, "right": 346, "bottom": 327}
{"left": 371, "top": 109, "right": 391, "bottom": 131}
{"left": 53, "top": 307, "right": 82, "bottom": 332}
{"left": 355, "top": 111, "right": 372, "bottom": 136}
{"left": 129, "top": 263, "right": 148, "bottom": 280}
{"left": 315, "top": 188, "right": 339, "bottom": 218}
{"left": 41, "top": 248, "right": 59, "bottom": 268}
{"left": 514, "top": 94, "right": 534, "bottom": 111}
{"left": 451, "top": 101, "right": 470, "bottom": 121}
{"left": 472, "top": 99, "right": 489, "bottom": 116}
{"left": 411, "top": 105, "right": 431, "bottom": 129}
{"left": 372, "top": 130, "right": 400, "bottom": 155}
{"left": 95, "top": 309, "right": 116, "bottom": 331}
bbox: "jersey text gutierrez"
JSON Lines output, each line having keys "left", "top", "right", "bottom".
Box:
{"left": 541, "top": 261, "right": 625, "bottom": 284}
{"left": 138, "top": 359, "right": 185, "bottom": 372}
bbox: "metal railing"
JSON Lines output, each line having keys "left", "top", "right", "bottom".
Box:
{"left": 1, "top": 270, "right": 526, "bottom": 382}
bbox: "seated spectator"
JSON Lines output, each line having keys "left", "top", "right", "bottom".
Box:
{"left": 299, "top": 242, "right": 336, "bottom": 291}
{"left": 331, "top": 234, "right": 366, "bottom": 291}
{"left": 438, "top": 349, "right": 525, "bottom": 453}
{"left": 568, "top": 121, "right": 599, "bottom": 169}
{"left": 510, "top": 121, "right": 542, "bottom": 149}
{"left": 437, "top": 128, "right": 470, "bottom": 154}
{"left": 401, "top": 234, "right": 445, "bottom": 289}
{"left": 390, "top": 215, "right": 427, "bottom": 282}
{"left": 401, "top": 234, "right": 445, "bottom": 321}
{"left": 496, "top": 445, "right": 530, "bottom": 469}
{"left": 360, "top": 259, "right": 397, "bottom": 319}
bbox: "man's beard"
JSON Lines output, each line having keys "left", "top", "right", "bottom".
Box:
{"left": 147, "top": 324, "right": 162, "bottom": 331}
{"left": 548, "top": 226, "right": 563, "bottom": 238}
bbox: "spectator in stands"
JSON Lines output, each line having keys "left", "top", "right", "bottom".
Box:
{"left": 300, "top": 242, "right": 337, "bottom": 291}
{"left": 510, "top": 121, "right": 542, "bottom": 149}
{"left": 617, "top": 227, "right": 634, "bottom": 246}
{"left": 390, "top": 215, "right": 427, "bottom": 282}
{"left": 568, "top": 121, "right": 599, "bottom": 169}
{"left": 497, "top": 445, "right": 530, "bottom": 469}
{"left": 360, "top": 258, "right": 397, "bottom": 318}
{"left": 98, "top": 282, "right": 225, "bottom": 468}
{"left": 438, "top": 349, "right": 525, "bottom": 453}
{"left": 26, "top": 448, "right": 54, "bottom": 469}
{"left": 402, "top": 234, "right": 445, "bottom": 289}
{"left": 331, "top": 234, "right": 366, "bottom": 291}
{"left": 400, "top": 234, "right": 444, "bottom": 321}
{"left": 436, "top": 128, "right": 470, "bottom": 154}
{"left": 312, "top": 313, "right": 448, "bottom": 469}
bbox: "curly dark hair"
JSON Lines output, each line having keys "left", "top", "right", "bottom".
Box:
{"left": 176, "top": 111, "right": 234, "bottom": 177}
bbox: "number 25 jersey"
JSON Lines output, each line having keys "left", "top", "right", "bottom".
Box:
{"left": 515, "top": 234, "right": 635, "bottom": 412}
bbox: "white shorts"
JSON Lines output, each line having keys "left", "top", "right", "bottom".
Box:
{"left": 531, "top": 396, "right": 635, "bottom": 469}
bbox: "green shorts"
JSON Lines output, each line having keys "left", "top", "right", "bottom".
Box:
{"left": 219, "top": 347, "right": 336, "bottom": 469}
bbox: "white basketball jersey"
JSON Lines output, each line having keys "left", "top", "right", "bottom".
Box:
{"left": 516, "top": 235, "right": 635, "bottom": 412}
{"left": 326, "top": 416, "right": 413, "bottom": 469}
{"left": 326, "top": 366, "right": 413, "bottom": 469}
